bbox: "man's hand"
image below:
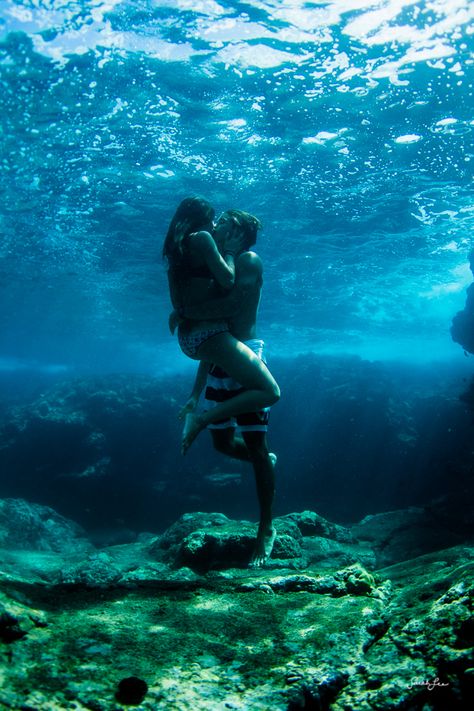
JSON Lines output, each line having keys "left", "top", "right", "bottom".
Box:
{"left": 178, "top": 396, "right": 198, "bottom": 420}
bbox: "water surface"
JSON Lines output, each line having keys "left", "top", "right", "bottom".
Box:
{"left": 1, "top": 0, "right": 473, "bottom": 373}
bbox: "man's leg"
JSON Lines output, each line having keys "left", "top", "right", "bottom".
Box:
{"left": 242, "top": 430, "right": 276, "bottom": 566}
{"left": 204, "top": 342, "right": 276, "bottom": 565}
{"left": 210, "top": 428, "right": 250, "bottom": 461}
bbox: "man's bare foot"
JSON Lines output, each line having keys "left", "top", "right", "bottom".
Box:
{"left": 269, "top": 452, "right": 277, "bottom": 468}
{"left": 181, "top": 412, "right": 205, "bottom": 455}
{"left": 249, "top": 524, "right": 276, "bottom": 568}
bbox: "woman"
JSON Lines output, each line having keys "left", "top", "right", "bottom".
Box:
{"left": 164, "top": 196, "right": 280, "bottom": 454}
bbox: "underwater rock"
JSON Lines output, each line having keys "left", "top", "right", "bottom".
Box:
{"left": 451, "top": 250, "right": 474, "bottom": 355}
{"left": 156, "top": 512, "right": 389, "bottom": 572}
{"left": 361, "top": 551, "right": 474, "bottom": 710}
{"left": 396, "top": 577, "right": 474, "bottom": 662}
{"left": 352, "top": 506, "right": 465, "bottom": 567}
{"left": 0, "top": 375, "right": 183, "bottom": 531}
{"left": 0, "top": 610, "right": 28, "bottom": 643}
{"left": 335, "top": 563, "right": 376, "bottom": 595}
{"left": 304, "top": 535, "right": 376, "bottom": 570}
{"left": 0, "top": 498, "right": 91, "bottom": 553}
{"left": 282, "top": 510, "right": 353, "bottom": 542}
{"left": 60, "top": 552, "right": 123, "bottom": 588}
{"left": 0, "top": 502, "right": 472, "bottom": 709}
{"left": 240, "top": 564, "right": 376, "bottom": 597}
{"left": 115, "top": 676, "right": 148, "bottom": 705}
{"left": 0, "top": 595, "right": 46, "bottom": 644}
{"left": 154, "top": 511, "right": 230, "bottom": 558}
{"left": 287, "top": 670, "right": 350, "bottom": 710}
{"left": 178, "top": 522, "right": 261, "bottom": 571}
{"left": 170, "top": 517, "right": 303, "bottom": 571}
{"left": 272, "top": 534, "right": 303, "bottom": 562}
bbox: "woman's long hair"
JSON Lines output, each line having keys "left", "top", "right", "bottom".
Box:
{"left": 163, "top": 196, "right": 215, "bottom": 262}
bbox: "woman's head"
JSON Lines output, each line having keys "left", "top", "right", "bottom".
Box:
{"left": 163, "top": 196, "right": 215, "bottom": 259}
{"left": 214, "top": 209, "right": 262, "bottom": 251}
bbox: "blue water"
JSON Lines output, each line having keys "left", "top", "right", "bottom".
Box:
{"left": 1, "top": 0, "right": 473, "bottom": 375}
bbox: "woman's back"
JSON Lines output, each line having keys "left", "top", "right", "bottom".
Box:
{"left": 167, "top": 231, "right": 227, "bottom": 314}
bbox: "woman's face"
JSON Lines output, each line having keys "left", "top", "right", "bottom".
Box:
{"left": 213, "top": 214, "right": 235, "bottom": 250}
{"left": 201, "top": 209, "right": 215, "bottom": 233}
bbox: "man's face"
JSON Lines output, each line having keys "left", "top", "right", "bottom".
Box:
{"left": 202, "top": 211, "right": 215, "bottom": 234}
{"left": 213, "top": 213, "right": 235, "bottom": 250}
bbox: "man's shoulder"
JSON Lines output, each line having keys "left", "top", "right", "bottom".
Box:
{"left": 235, "top": 251, "right": 263, "bottom": 288}
{"left": 237, "top": 250, "right": 263, "bottom": 272}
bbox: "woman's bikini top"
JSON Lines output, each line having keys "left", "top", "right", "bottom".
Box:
{"left": 168, "top": 234, "right": 215, "bottom": 316}
{"left": 169, "top": 233, "right": 214, "bottom": 279}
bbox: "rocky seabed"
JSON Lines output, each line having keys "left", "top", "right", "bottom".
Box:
{"left": 0, "top": 500, "right": 473, "bottom": 710}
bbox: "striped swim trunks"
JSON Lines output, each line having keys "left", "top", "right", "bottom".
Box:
{"left": 204, "top": 338, "right": 270, "bottom": 432}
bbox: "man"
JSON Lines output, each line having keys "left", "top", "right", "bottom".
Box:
{"left": 178, "top": 210, "right": 277, "bottom": 567}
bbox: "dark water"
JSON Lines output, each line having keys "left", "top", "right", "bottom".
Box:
{"left": 0, "top": 356, "right": 472, "bottom": 535}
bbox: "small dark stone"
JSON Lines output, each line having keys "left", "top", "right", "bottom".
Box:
{"left": 317, "top": 672, "right": 349, "bottom": 705}
{"left": 287, "top": 685, "right": 322, "bottom": 711}
{"left": 0, "top": 612, "right": 28, "bottom": 643}
{"left": 115, "top": 676, "right": 148, "bottom": 705}
{"left": 84, "top": 701, "right": 105, "bottom": 711}
{"left": 455, "top": 618, "right": 474, "bottom": 649}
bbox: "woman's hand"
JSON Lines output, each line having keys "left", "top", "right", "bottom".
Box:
{"left": 223, "top": 223, "right": 245, "bottom": 256}
{"left": 168, "top": 310, "right": 182, "bottom": 334}
{"left": 178, "top": 396, "right": 198, "bottom": 420}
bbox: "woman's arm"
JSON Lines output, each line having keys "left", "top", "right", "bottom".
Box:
{"left": 182, "top": 252, "right": 261, "bottom": 321}
{"left": 189, "top": 230, "right": 242, "bottom": 290}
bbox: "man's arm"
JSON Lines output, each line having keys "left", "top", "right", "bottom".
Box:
{"left": 182, "top": 252, "right": 262, "bottom": 321}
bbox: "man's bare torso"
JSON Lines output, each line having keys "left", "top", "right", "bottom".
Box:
{"left": 229, "top": 251, "right": 263, "bottom": 342}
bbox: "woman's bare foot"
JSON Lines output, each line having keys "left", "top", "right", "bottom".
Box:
{"left": 181, "top": 412, "right": 206, "bottom": 455}
{"left": 249, "top": 524, "right": 276, "bottom": 568}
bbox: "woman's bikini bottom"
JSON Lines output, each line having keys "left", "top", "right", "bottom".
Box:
{"left": 178, "top": 320, "right": 229, "bottom": 358}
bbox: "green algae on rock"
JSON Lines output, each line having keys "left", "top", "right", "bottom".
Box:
{"left": 0, "top": 504, "right": 472, "bottom": 709}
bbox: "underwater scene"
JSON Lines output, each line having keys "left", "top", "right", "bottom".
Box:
{"left": 1, "top": 0, "right": 474, "bottom": 708}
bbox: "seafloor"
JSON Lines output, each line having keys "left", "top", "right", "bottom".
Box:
{"left": 1, "top": 502, "right": 473, "bottom": 710}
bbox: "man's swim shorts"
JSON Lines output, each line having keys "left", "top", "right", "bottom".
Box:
{"left": 204, "top": 338, "right": 270, "bottom": 432}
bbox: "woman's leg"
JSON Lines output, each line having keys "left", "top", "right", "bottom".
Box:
{"left": 182, "top": 333, "right": 280, "bottom": 453}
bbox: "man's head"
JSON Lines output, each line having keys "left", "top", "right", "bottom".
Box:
{"left": 214, "top": 209, "right": 262, "bottom": 251}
